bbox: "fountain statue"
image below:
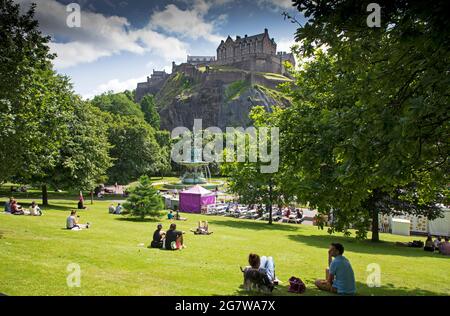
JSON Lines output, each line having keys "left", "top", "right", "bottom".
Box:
{"left": 180, "top": 147, "right": 210, "bottom": 185}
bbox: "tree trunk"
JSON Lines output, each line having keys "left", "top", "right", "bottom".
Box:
{"left": 42, "top": 185, "right": 48, "bottom": 206}
{"left": 268, "top": 179, "right": 273, "bottom": 225}
{"left": 371, "top": 208, "right": 380, "bottom": 242}
{"left": 90, "top": 190, "right": 94, "bottom": 205}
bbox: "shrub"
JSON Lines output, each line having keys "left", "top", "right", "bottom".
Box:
{"left": 123, "top": 176, "right": 164, "bottom": 220}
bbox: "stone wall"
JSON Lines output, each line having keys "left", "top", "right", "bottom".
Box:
{"left": 135, "top": 79, "right": 166, "bottom": 102}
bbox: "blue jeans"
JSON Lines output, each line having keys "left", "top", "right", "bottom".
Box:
{"left": 259, "top": 256, "right": 275, "bottom": 282}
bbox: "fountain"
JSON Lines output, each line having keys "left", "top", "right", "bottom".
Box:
{"left": 179, "top": 147, "right": 210, "bottom": 185}
{"left": 163, "top": 147, "right": 223, "bottom": 190}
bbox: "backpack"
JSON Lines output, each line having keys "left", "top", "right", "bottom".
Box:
{"left": 288, "top": 276, "right": 306, "bottom": 294}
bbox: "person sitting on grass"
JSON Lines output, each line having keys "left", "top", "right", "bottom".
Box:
{"left": 4, "top": 197, "right": 13, "bottom": 213}
{"left": 10, "top": 199, "right": 24, "bottom": 215}
{"left": 29, "top": 201, "right": 42, "bottom": 216}
{"left": 439, "top": 237, "right": 450, "bottom": 256}
{"left": 164, "top": 223, "right": 185, "bottom": 250}
{"left": 296, "top": 208, "right": 304, "bottom": 223}
{"left": 315, "top": 243, "right": 356, "bottom": 295}
{"left": 66, "top": 210, "right": 90, "bottom": 230}
{"left": 175, "top": 210, "right": 187, "bottom": 221}
{"left": 434, "top": 236, "right": 442, "bottom": 251}
{"left": 240, "top": 254, "right": 279, "bottom": 293}
{"left": 424, "top": 235, "right": 435, "bottom": 252}
{"left": 77, "top": 198, "right": 87, "bottom": 210}
{"left": 114, "top": 203, "right": 123, "bottom": 214}
{"left": 167, "top": 210, "right": 174, "bottom": 220}
{"left": 150, "top": 224, "right": 166, "bottom": 248}
{"left": 108, "top": 204, "right": 116, "bottom": 214}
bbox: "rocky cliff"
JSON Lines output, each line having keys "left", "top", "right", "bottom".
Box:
{"left": 151, "top": 66, "right": 292, "bottom": 131}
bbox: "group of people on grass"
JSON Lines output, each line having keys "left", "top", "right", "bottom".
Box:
{"left": 167, "top": 210, "right": 187, "bottom": 221}
{"left": 242, "top": 243, "right": 355, "bottom": 295}
{"left": 424, "top": 235, "right": 450, "bottom": 255}
{"left": 4, "top": 198, "right": 42, "bottom": 216}
{"left": 150, "top": 223, "right": 186, "bottom": 250}
{"left": 150, "top": 220, "right": 213, "bottom": 250}
{"left": 108, "top": 203, "right": 123, "bottom": 215}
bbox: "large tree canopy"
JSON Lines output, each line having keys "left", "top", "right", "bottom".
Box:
{"left": 271, "top": 0, "right": 450, "bottom": 240}
{"left": 0, "top": 0, "right": 74, "bottom": 182}
{"left": 91, "top": 92, "right": 145, "bottom": 119}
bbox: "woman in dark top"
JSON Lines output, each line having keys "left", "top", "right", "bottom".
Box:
{"left": 424, "top": 235, "right": 434, "bottom": 252}
{"left": 241, "top": 253, "right": 277, "bottom": 292}
{"left": 150, "top": 224, "right": 165, "bottom": 248}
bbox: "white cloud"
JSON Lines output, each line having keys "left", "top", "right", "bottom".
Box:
{"left": 83, "top": 75, "right": 148, "bottom": 99}
{"left": 257, "top": 0, "right": 294, "bottom": 11}
{"left": 149, "top": 1, "right": 225, "bottom": 43}
{"left": 16, "top": 0, "right": 189, "bottom": 69}
{"left": 277, "top": 38, "right": 296, "bottom": 53}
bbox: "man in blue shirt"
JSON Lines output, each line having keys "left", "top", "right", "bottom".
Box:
{"left": 315, "top": 243, "right": 356, "bottom": 295}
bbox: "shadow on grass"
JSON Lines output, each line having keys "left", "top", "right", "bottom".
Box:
{"left": 115, "top": 216, "right": 161, "bottom": 223}
{"left": 213, "top": 279, "right": 446, "bottom": 296}
{"left": 287, "top": 234, "right": 450, "bottom": 259}
{"left": 207, "top": 219, "right": 300, "bottom": 232}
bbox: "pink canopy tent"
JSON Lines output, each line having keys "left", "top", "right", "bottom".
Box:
{"left": 179, "top": 185, "right": 216, "bottom": 213}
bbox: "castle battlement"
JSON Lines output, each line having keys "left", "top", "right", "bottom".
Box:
{"left": 212, "top": 29, "right": 295, "bottom": 74}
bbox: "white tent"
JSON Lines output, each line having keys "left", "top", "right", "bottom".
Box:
{"left": 380, "top": 207, "right": 450, "bottom": 237}
{"left": 428, "top": 208, "right": 450, "bottom": 237}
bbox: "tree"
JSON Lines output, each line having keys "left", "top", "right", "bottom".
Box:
{"left": 91, "top": 92, "right": 144, "bottom": 119}
{"left": 275, "top": 0, "right": 450, "bottom": 241}
{"left": 105, "top": 114, "right": 163, "bottom": 184}
{"left": 221, "top": 108, "right": 288, "bottom": 225}
{"left": 18, "top": 99, "right": 112, "bottom": 205}
{"left": 140, "top": 95, "right": 160, "bottom": 129}
{"left": 0, "top": 0, "right": 74, "bottom": 183}
{"left": 123, "top": 175, "right": 163, "bottom": 220}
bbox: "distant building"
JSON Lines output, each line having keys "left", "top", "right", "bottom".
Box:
{"left": 135, "top": 69, "right": 169, "bottom": 102}
{"left": 137, "top": 29, "right": 296, "bottom": 102}
{"left": 215, "top": 28, "right": 295, "bottom": 74}
{"left": 187, "top": 55, "right": 216, "bottom": 66}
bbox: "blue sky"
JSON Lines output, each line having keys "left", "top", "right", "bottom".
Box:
{"left": 16, "top": 0, "right": 305, "bottom": 98}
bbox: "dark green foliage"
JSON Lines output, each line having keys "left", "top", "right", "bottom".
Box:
{"left": 123, "top": 175, "right": 163, "bottom": 219}
{"left": 274, "top": 0, "right": 450, "bottom": 241}
{"left": 0, "top": 0, "right": 72, "bottom": 182}
{"left": 140, "top": 95, "right": 160, "bottom": 129}
{"left": 105, "top": 114, "right": 163, "bottom": 184}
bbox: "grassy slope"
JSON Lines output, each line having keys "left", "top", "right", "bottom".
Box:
{"left": 0, "top": 199, "right": 449, "bottom": 296}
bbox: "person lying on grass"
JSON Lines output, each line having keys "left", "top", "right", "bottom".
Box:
{"left": 164, "top": 223, "right": 186, "bottom": 250}
{"left": 240, "top": 254, "right": 280, "bottom": 293}
{"left": 66, "top": 210, "right": 90, "bottom": 230}
{"left": 191, "top": 221, "right": 213, "bottom": 235}
{"left": 315, "top": 243, "right": 355, "bottom": 295}
{"left": 150, "top": 224, "right": 166, "bottom": 248}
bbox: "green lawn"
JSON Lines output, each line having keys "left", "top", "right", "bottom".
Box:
{"left": 0, "top": 198, "right": 449, "bottom": 296}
